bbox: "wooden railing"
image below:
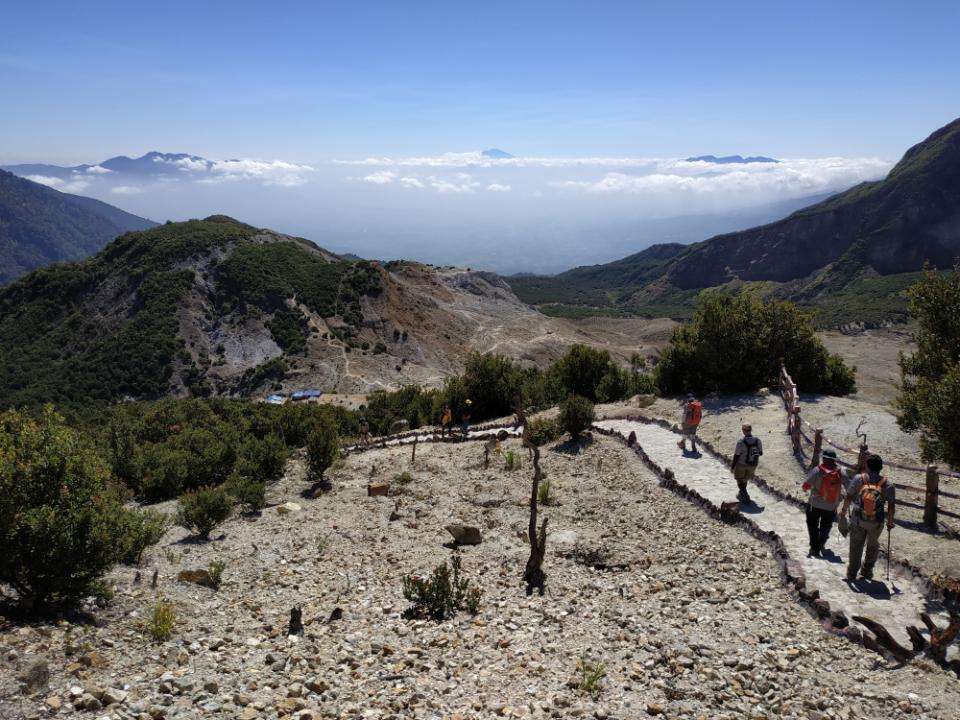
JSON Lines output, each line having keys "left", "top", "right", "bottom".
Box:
{"left": 779, "top": 365, "right": 959, "bottom": 530}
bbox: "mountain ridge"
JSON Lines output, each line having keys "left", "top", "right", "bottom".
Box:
{"left": 509, "top": 117, "right": 960, "bottom": 326}
{"left": 0, "top": 169, "right": 157, "bottom": 285}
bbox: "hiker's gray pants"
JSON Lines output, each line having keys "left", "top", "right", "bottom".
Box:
{"left": 847, "top": 521, "right": 883, "bottom": 577}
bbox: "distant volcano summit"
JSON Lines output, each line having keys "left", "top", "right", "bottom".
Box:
{"left": 481, "top": 148, "right": 514, "bottom": 159}
{"left": 685, "top": 154, "right": 779, "bottom": 164}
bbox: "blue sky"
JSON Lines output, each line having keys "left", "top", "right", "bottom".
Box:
{"left": 2, "top": 0, "right": 959, "bottom": 164}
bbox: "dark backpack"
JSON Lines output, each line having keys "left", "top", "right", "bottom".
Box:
{"left": 743, "top": 436, "right": 762, "bottom": 466}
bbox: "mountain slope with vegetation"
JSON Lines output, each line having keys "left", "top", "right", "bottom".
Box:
{"left": 0, "top": 169, "right": 156, "bottom": 284}
{"left": 510, "top": 116, "right": 960, "bottom": 326}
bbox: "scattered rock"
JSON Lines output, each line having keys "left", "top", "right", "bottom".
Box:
{"left": 445, "top": 524, "right": 482, "bottom": 545}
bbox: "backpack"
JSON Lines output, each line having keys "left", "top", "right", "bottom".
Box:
{"left": 686, "top": 401, "right": 703, "bottom": 425}
{"left": 815, "top": 464, "right": 842, "bottom": 504}
{"left": 743, "top": 436, "right": 762, "bottom": 466}
{"left": 856, "top": 473, "right": 886, "bottom": 523}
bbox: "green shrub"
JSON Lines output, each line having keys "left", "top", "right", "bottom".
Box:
{"left": 898, "top": 263, "right": 960, "bottom": 466}
{"left": 147, "top": 600, "right": 176, "bottom": 642}
{"left": 225, "top": 473, "right": 266, "bottom": 512}
{"left": 402, "top": 554, "right": 482, "bottom": 621}
{"left": 655, "top": 291, "right": 856, "bottom": 396}
{"left": 551, "top": 345, "right": 629, "bottom": 402}
{"left": 524, "top": 417, "right": 563, "bottom": 447}
{"left": 537, "top": 477, "right": 553, "bottom": 505}
{"left": 118, "top": 509, "right": 170, "bottom": 565}
{"left": 577, "top": 655, "right": 606, "bottom": 696}
{"left": 307, "top": 417, "right": 339, "bottom": 481}
{"left": 559, "top": 395, "right": 595, "bottom": 438}
{"left": 235, "top": 433, "right": 288, "bottom": 484}
{"left": 176, "top": 485, "right": 232, "bottom": 539}
{"left": 0, "top": 407, "right": 133, "bottom": 611}
{"left": 207, "top": 560, "right": 226, "bottom": 590}
{"left": 504, "top": 450, "right": 520, "bottom": 471}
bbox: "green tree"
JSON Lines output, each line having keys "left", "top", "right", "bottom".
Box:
{"left": 897, "top": 264, "right": 960, "bottom": 467}
{"left": 551, "top": 344, "right": 631, "bottom": 402}
{"left": 307, "top": 416, "right": 339, "bottom": 481}
{"left": 559, "top": 395, "right": 595, "bottom": 438}
{"left": 176, "top": 485, "right": 232, "bottom": 539}
{"left": 0, "top": 407, "right": 132, "bottom": 611}
{"left": 655, "top": 291, "right": 855, "bottom": 396}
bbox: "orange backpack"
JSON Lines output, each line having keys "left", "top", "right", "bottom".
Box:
{"left": 816, "top": 465, "right": 842, "bottom": 504}
{"left": 856, "top": 473, "right": 887, "bottom": 522}
{"left": 687, "top": 401, "right": 703, "bottom": 425}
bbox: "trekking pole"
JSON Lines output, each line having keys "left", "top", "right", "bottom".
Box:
{"left": 886, "top": 526, "right": 891, "bottom": 582}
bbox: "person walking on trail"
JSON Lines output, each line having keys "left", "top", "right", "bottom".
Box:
{"left": 359, "top": 417, "right": 371, "bottom": 446}
{"left": 802, "top": 449, "right": 847, "bottom": 558}
{"left": 461, "top": 400, "right": 473, "bottom": 437}
{"left": 840, "top": 454, "right": 896, "bottom": 582}
{"left": 730, "top": 424, "right": 763, "bottom": 504}
{"left": 677, "top": 394, "right": 703, "bottom": 453}
{"left": 440, "top": 404, "right": 453, "bottom": 438}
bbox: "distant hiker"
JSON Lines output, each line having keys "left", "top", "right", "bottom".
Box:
{"left": 802, "top": 449, "right": 846, "bottom": 557}
{"left": 788, "top": 406, "right": 802, "bottom": 453}
{"left": 730, "top": 423, "right": 763, "bottom": 504}
{"left": 461, "top": 400, "right": 473, "bottom": 437}
{"left": 359, "top": 417, "right": 371, "bottom": 446}
{"left": 840, "top": 454, "right": 896, "bottom": 581}
{"left": 440, "top": 404, "right": 453, "bottom": 437}
{"left": 677, "top": 394, "right": 703, "bottom": 452}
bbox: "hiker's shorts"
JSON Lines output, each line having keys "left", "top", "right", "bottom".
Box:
{"left": 733, "top": 465, "right": 756, "bottom": 481}
{"left": 681, "top": 423, "right": 699, "bottom": 438}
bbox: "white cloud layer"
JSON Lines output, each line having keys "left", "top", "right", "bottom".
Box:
{"left": 362, "top": 170, "right": 396, "bottom": 185}
{"left": 25, "top": 174, "right": 91, "bottom": 193}
{"left": 486, "top": 183, "right": 512, "bottom": 192}
{"left": 111, "top": 185, "right": 142, "bottom": 195}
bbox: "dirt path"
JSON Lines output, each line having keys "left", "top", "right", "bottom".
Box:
{"left": 596, "top": 418, "right": 956, "bottom": 661}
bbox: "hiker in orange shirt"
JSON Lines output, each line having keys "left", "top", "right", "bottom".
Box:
{"left": 677, "top": 394, "right": 703, "bottom": 453}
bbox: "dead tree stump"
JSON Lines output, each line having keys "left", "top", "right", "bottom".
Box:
{"left": 288, "top": 606, "right": 304, "bottom": 636}
{"left": 523, "top": 445, "right": 548, "bottom": 596}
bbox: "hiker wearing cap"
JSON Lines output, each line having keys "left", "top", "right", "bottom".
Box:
{"left": 677, "top": 394, "right": 703, "bottom": 453}
{"left": 802, "top": 449, "right": 848, "bottom": 557}
{"left": 730, "top": 424, "right": 762, "bottom": 504}
{"left": 840, "top": 454, "right": 896, "bottom": 581}
{"left": 461, "top": 400, "right": 473, "bottom": 437}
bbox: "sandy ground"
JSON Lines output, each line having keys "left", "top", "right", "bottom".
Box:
{"left": 5, "top": 434, "right": 960, "bottom": 719}
{"left": 819, "top": 325, "right": 916, "bottom": 407}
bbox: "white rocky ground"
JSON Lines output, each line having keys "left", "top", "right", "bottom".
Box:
{"left": 4, "top": 432, "right": 960, "bottom": 720}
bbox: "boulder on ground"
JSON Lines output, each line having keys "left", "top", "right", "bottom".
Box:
{"left": 368, "top": 482, "right": 390, "bottom": 497}
{"left": 445, "top": 524, "right": 482, "bottom": 546}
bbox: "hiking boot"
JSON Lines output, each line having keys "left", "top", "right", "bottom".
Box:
{"left": 809, "top": 547, "right": 822, "bottom": 558}
{"left": 859, "top": 567, "right": 874, "bottom": 581}
{"left": 677, "top": 440, "right": 685, "bottom": 451}
{"left": 845, "top": 573, "right": 857, "bottom": 583}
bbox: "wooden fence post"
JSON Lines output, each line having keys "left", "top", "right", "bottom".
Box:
{"left": 811, "top": 429, "right": 823, "bottom": 468}
{"left": 856, "top": 444, "right": 869, "bottom": 472}
{"left": 924, "top": 465, "right": 939, "bottom": 530}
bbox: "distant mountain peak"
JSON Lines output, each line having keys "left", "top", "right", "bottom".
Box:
{"left": 685, "top": 154, "right": 778, "bottom": 164}
{"left": 481, "top": 148, "right": 514, "bottom": 159}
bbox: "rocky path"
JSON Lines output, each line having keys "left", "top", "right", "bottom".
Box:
{"left": 595, "top": 418, "right": 957, "bottom": 660}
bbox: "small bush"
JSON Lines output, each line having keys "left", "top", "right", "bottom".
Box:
{"left": 207, "top": 560, "right": 226, "bottom": 590}
{"left": 537, "top": 477, "right": 553, "bottom": 505}
{"left": 577, "top": 655, "right": 606, "bottom": 696}
{"left": 147, "top": 600, "right": 176, "bottom": 642}
{"left": 118, "top": 509, "right": 170, "bottom": 565}
{"left": 402, "top": 554, "right": 482, "bottom": 621}
{"left": 524, "top": 417, "right": 563, "bottom": 447}
{"left": 394, "top": 471, "right": 414, "bottom": 485}
{"left": 307, "top": 417, "right": 339, "bottom": 481}
{"left": 176, "top": 485, "right": 232, "bottom": 539}
{"left": 225, "top": 473, "right": 266, "bottom": 513}
{"left": 559, "top": 395, "right": 595, "bottom": 438}
{"left": 504, "top": 450, "right": 520, "bottom": 471}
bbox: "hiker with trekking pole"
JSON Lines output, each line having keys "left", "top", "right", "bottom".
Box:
{"left": 839, "top": 454, "right": 896, "bottom": 583}
{"left": 730, "top": 423, "right": 762, "bottom": 505}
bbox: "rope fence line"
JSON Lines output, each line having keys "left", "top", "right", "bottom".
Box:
{"left": 779, "top": 365, "right": 959, "bottom": 530}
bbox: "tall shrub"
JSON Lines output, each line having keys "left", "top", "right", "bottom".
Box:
{"left": 0, "top": 407, "right": 131, "bottom": 610}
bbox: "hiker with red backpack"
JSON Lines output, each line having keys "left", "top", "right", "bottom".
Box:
{"left": 802, "top": 449, "right": 847, "bottom": 557}
{"left": 677, "top": 394, "right": 703, "bottom": 453}
{"left": 730, "top": 423, "right": 762, "bottom": 504}
{"left": 840, "top": 454, "right": 896, "bottom": 582}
